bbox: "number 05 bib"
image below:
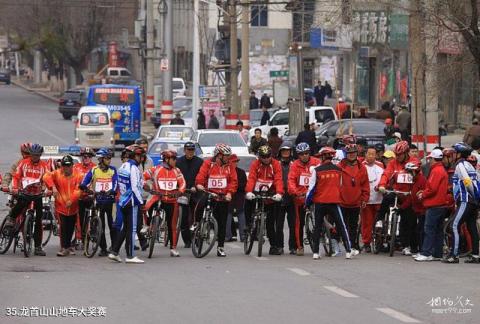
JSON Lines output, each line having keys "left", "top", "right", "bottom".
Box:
{"left": 208, "top": 176, "right": 227, "bottom": 189}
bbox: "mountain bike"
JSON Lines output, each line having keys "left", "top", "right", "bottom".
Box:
{"left": 82, "top": 193, "right": 104, "bottom": 258}
{"left": 147, "top": 191, "right": 177, "bottom": 258}
{"left": 244, "top": 189, "right": 274, "bottom": 257}
{"left": 191, "top": 190, "right": 221, "bottom": 258}
{"left": 41, "top": 196, "right": 58, "bottom": 247}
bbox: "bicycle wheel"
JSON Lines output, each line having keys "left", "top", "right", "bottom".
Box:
{"left": 371, "top": 223, "right": 382, "bottom": 254}
{"left": 23, "top": 212, "right": 34, "bottom": 258}
{"left": 84, "top": 216, "right": 102, "bottom": 258}
{"left": 305, "top": 211, "right": 315, "bottom": 253}
{"left": 389, "top": 212, "right": 399, "bottom": 257}
{"left": 148, "top": 215, "right": 160, "bottom": 259}
{"left": 0, "top": 217, "right": 14, "bottom": 254}
{"left": 257, "top": 213, "right": 265, "bottom": 257}
{"left": 192, "top": 216, "right": 218, "bottom": 258}
{"left": 243, "top": 221, "right": 256, "bottom": 255}
{"left": 322, "top": 223, "right": 333, "bottom": 257}
{"left": 41, "top": 210, "right": 54, "bottom": 247}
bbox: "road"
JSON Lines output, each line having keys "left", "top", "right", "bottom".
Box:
{"left": 0, "top": 84, "right": 478, "bottom": 324}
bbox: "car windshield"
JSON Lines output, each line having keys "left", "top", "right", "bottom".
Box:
{"left": 198, "top": 133, "right": 245, "bottom": 147}
{"left": 63, "top": 91, "right": 83, "bottom": 100}
{"left": 149, "top": 142, "right": 202, "bottom": 157}
{"left": 236, "top": 155, "right": 256, "bottom": 172}
{"left": 80, "top": 112, "right": 109, "bottom": 126}
{"left": 336, "top": 121, "right": 384, "bottom": 136}
{"left": 173, "top": 81, "right": 184, "bottom": 90}
{"left": 173, "top": 98, "right": 191, "bottom": 109}
{"left": 158, "top": 127, "right": 193, "bottom": 139}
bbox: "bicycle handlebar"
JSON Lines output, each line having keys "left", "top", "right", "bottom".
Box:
{"left": 149, "top": 190, "right": 180, "bottom": 198}
{"left": 384, "top": 190, "right": 410, "bottom": 196}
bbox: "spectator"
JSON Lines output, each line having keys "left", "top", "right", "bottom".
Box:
{"left": 170, "top": 112, "right": 185, "bottom": 125}
{"left": 260, "top": 106, "right": 270, "bottom": 126}
{"left": 396, "top": 105, "right": 411, "bottom": 139}
{"left": 336, "top": 98, "right": 348, "bottom": 119}
{"left": 226, "top": 154, "right": 247, "bottom": 242}
{"left": 295, "top": 122, "right": 318, "bottom": 154}
{"left": 197, "top": 109, "right": 206, "bottom": 129}
{"left": 314, "top": 81, "right": 325, "bottom": 106}
{"left": 267, "top": 127, "right": 283, "bottom": 157}
{"left": 463, "top": 119, "right": 480, "bottom": 150}
{"left": 207, "top": 110, "right": 219, "bottom": 129}
{"left": 249, "top": 91, "right": 259, "bottom": 110}
{"left": 341, "top": 104, "right": 354, "bottom": 119}
{"left": 324, "top": 81, "right": 333, "bottom": 98}
{"left": 409, "top": 144, "right": 419, "bottom": 158}
{"left": 260, "top": 93, "right": 272, "bottom": 109}
{"left": 218, "top": 110, "right": 226, "bottom": 129}
{"left": 376, "top": 101, "right": 395, "bottom": 121}
{"left": 249, "top": 128, "right": 268, "bottom": 154}
{"left": 236, "top": 120, "right": 249, "bottom": 143}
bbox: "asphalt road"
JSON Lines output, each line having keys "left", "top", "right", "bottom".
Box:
{"left": 0, "top": 85, "right": 478, "bottom": 324}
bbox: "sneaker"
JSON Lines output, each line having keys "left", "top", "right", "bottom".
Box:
{"left": 170, "top": 249, "right": 180, "bottom": 257}
{"left": 464, "top": 255, "right": 480, "bottom": 263}
{"left": 276, "top": 248, "right": 284, "bottom": 255}
{"left": 414, "top": 254, "right": 433, "bottom": 262}
{"left": 56, "top": 249, "right": 70, "bottom": 257}
{"left": 346, "top": 249, "right": 359, "bottom": 259}
{"left": 98, "top": 250, "right": 109, "bottom": 257}
{"left": 411, "top": 253, "right": 420, "bottom": 259}
{"left": 140, "top": 225, "right": 149, "bottom": 234}
{"left": 289, "top": 249, "right": 296, "bottom": 255}
{"left": 217, "top": 247, "right": 226, "bottom": 257}
{"left": 442, "top": 256, "right": 459, "bottom": 264}
{"left": 34, "top": 247, "right": 46, "bottom": 256}
{"left": 68, "top": 247, "right": 76, "bottom": 255}
{"left": 313, "top": 253, "right": 320, "bottom": 260}
{"left": 269, "top": 247, "right": 276, "bottom": 255}
{"left": 108, "top": 253, "right": 122, "bottom": 263}
{"left": 402, "top": 247, "right": 412, "bottom": 256}
{"left": 125, "top": 256, "right": 145, "bottom": 264}
{"left": 296, "top": 248, "right": 304, "bottom": 256}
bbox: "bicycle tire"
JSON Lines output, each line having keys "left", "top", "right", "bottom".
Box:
{"left": 41, "top": 210, "right": 54, "bottom": 247}
{"left": 305, "top": 211, "right": 315, "bottom": 253}
{"left": 23, "top": 212, "right": 34, "bottom": 258}
{"left": 84, "top": 215, "right": 102, "bottom": 258}
{"left": 243, "top": 222, "right": 255, "bottom": 255}
{"left": 192, "top": 217, "right": 218, "bottom": 258}
{"left": 389, "top": 212, "right": 399, "bottom": 257}
{"left": 322, "top": 224, "right": 333, "bottom": 257}
{"left": 0, "top": 217, "right": 14, "bottom": 254}
{"left": 161, "top": 212, "right": 169, "bottom": 247}
{"left": 148, "top": 215, "right": 160, "bottom": 259}
{"left": 257, "top": 212, "right": 265, "bottom": 257}
{"left": 371, "top": 224, "right": 382, "bottom": 255}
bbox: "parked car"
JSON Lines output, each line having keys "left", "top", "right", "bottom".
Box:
{"left": 173, "top": 96, "right": 192, "bottom": 113}
{"left": 148, "top": 138, "right": 202, "bottom": 166}
{"left": 192, "top": 130, "right": 249, "bottom": 157}
{"left": 74, "top": 106, "right": 115, "bottom": 152}
{"left": 58, "top": 89, "right": 86, "bottom": 120}
{"left": 249, "top": 108, "right": 278, "bottom": 128}
{"left": 154, "top": 125, "right": 194, "bottom": 140}
{"left": 0, "top": 68, "right": 11, "bottom": 84}
{"left": 316, "top": 119, "right": 386, "bottom": 148}
{"left": 173, "top": 77, "right": 187, "bottom": 98}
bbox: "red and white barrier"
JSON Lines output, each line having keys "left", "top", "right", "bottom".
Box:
{"left": 225, "top": 113, "right": 238, "bottom": 130}
{"left": 146, "top": 95, "right": 154, "bottom": 119}
{"left": 160, "top": 100, "right": 173, "bottom": 125}
{"left": 411, "top": 134, "right": 440, "bottom": 157}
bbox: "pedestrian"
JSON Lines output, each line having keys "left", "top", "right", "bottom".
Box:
{"left": 249, "top": 128, "right": 268, "bottom": 155}
{"left": 341, "top": 104, "right": 354, "bottom": 119}
{"left": 260, "top": 93, "right": 272, "bottom": 109}
{"left": 236, "top": 120, "right": 249, "bottom": 143}
{"left": 170, "top": 112, "right": 185, "bottom": 125}
{"left": 226, "top": 154, "right": 247, "bottom": 242}
{"left": 197, "top": 109, "right": 206, "bottom": 129}
{"left": 249, "top": 91, "right": 259, "bottom": 110}
{"left": 335, "top": 98, "right": 348, "bottom": 119}
{"left": 207, "top": 110, "right": 219, "bottom": 129}
{"left": 278, "top": 144, "right": 296, "bottom": 254}
{"left": 324, "top": 81, "right": 333, "bottom": 98}
{"left": 376, "top": 101, "right": 395, "bottom": 121}
{"left": 396, "top": 105, "right": 411, "bottom": 139}
{"left": 314, "top": 81, "right": 325, "bottom": 106}
{"left": 267, "top": 127, "right": 282, "bottom": 157}
{"left": 295, "top": 123, "right": 318, "bottom": 155}
{"left": 260, "top": 106, "right": 270, "bottom": 126}
{"left": 463, "top": 119, "right": 480, "bottom": 150}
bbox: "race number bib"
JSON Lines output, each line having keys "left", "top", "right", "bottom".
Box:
{"left": 22, "top": 177, "right": 40, "bottom": 188}
{"left": 208, "top": 176, "right": 227, "bottom": 189}
{"left": 397, "top": 173, "right": 413, "bottom": 184}
{"left": 158, "top": 179, "right": 178, "bottom": 191}
{"left": 95, "top": 179, "right": 112, "bottom": 192}
{"left": 254, "top": 180, "right": 273, "bottom": 192}
{"left": 299, "top": 174, "right": 311, "bottom": 187}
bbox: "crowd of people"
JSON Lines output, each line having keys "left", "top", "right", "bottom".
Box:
{"left": 1, "top": 130, "right": 480, "bottom": 264}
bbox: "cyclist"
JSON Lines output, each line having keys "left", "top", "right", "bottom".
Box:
{"left": 443, "top": 142, "right": 480, "bottom": 263}
{"left": 73, "top": 147, "right": 96, "bottom": 248}
{"left": 287, "top": 142, "right": 320, "bottom": 256}
{"left": 339, "top": 143, "right": 369, "bottom": 251}
{"left": 195, "top": 143, "right": 238, "bottom": 257}
{"left": 5, "top": 144, "right": 50, "bottom": 256}
{"left": 144, "top": 150, "right": 186, "bottom": 257}
{"left": 43, "top": 155, "right": 84, "bottom": 256}
{"left": 278, "top": 144, "right": 296, "bottom": 255}
{"left": 80, "top": 148, "right": 118, "bottom": 256}
{"left": 135, "top": 137, "right": 153, "bottom": 251}
{"left": 109, "top": 144, "right": 146, "bottom": 264}
{"left": 245, "top": 145, "right": 283, "bottom": 255}
{"left": 306, "top": 146, "right": 359, "bottom": 259}
{"left": 1, "top": 142, "right": 31, "bottom": 191}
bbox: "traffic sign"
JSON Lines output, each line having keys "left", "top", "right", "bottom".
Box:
{"left": 270, "top": 70, "right": 289, "bottom": 78}
{"left": 160, "top": 58, "right": 169, "bottom": 71}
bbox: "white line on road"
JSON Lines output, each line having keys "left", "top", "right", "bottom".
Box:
{"left": 376, "top": 308, "right": 421, "bottom": 323}
{"left": 255, "top": 256, "right": 269, "bottom": 261}
{"left": 323, "top": 286, "right": 359, "bottom": 298}
{"left": 287, "top": 268, "right": 310, "bottom": 276}
{"left": 28, "top": 122, "right": 70, "bottom": 145}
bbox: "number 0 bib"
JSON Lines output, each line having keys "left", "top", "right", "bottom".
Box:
{"left": 208, "top": 176, "right": 227, "bottom": 189}
{"left": 298, "top": 173, "right": 311, "bottom": 187}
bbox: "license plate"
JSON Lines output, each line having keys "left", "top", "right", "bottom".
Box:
{"left": 66, "top": 101, "right": 74, "bottom": 106}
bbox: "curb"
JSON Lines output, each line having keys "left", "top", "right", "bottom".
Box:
{"left": 12, "top": 80, "right": 59, "bottom": 103}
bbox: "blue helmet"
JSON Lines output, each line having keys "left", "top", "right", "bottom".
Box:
{"left": 295, "top": 142, "right": 310, "bottom": 154}
{"left": 453, "top": 142, "right": 473, "bottom": 155}
{"left": 29, "top": 144, "right": 44, "bottom": 155}
{"left": 96, "top": 147, "right": 112, "bottom": 159}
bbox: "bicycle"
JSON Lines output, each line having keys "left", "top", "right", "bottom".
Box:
{"left": 244, "top": 189, "right": 274, "bottom": 257}
{"left": 0, "top": 189, "right": 46, "bottom": 257}
{"left": 41, "top": 196, "right": 58, "bottom": 247}
{"left": 82, "top": 192, "right": 104, "bottom": 258}
{"left": 191, "top": 190, "right": 221, "bottom": 258}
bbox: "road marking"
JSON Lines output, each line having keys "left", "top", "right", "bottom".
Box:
{"left": 287, "top": 268, "right": 310, "bottom": 276}
{"left": 323, "top": 286, "right": 359, "bottom": 298}
{"left": 254, "top": 256, "right": 269, "bottom": 261}
{"left": 376, "top": 308, "right": 421, "bottom": 323}
{"left": 28, "top": 122, "right": 70, "bottom": 145}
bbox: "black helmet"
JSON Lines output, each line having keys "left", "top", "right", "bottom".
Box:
{"left": 258, "top": 145, "right": 272, "bottom": 158}
{"left": 374, "top": 143, "right": 385, "bottom": 152}
{"left": 29, "top": 144, "right": 44, "bottom": 155}
{"left": 61, "top": 155, "right": 74, "bottom": 166}
{"left": 184, "top": 141, "right": 196, "bottom": 150}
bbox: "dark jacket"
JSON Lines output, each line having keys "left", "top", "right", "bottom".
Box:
{"left": 260, "top": 111, "right": 270, "bottom": 125}
{"left": 176, "top": 155, "right": 204, "bottom": 189}
{"left": 249, "top": 96, "right": 259, "bottom": 110}
{"left": 376, "top": 108, "right": 395, "bottom": 121}
{"left": 295, "top": 130, "right": 318, "bottom": 154}
{"left": 208, "top": 116, "right": 219, "bottom": 129}
{"left": 280, "top": 158, "right": 293, "bottom": 206}
{"left": 260, "top": 95, "right": 272, "bottom": 109}
{"left": 324, "top": 83, "right": 333, "bottom": 98}
{"left": 197, "top": 113, "right": 206, "bottom": 129}
{"left": 268, "top": 136, "right": 283, "bottom": 157}
{"left": 170, "top": 117, "right": 185, "bottom": 125}
{"left": 230, "top": 167, "right": 247, "bottom": 211}
{"left": 249, "top": 137, "right": 268, "bottom": 155}
{"left": 463, "top": 125, "right": 480, "bottom": 150}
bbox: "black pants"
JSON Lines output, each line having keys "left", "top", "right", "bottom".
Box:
{"left": 180, "top": 194, "right": 199, "bottom": 245}
{"left": 451, "top": 202, "right": 479, "bottom": 256}
{"left": 135, "top": 203, "right": 148, "bottom": 248}
{"left": 399, "top": 207, "right": 418, "bottom": 252}
{"left": 279, "top": 202, "right": 296, "bottom": 250}
{"left": 10, "top": 196, "right": 43, "bottom": 247}
{"left": 341, "top": 206, "right": 360, "bottom": 250}
{"left": 98, "top": 202, "right": 114, "bottom": 251}
{"left": 212, "top": 201, "right": 228, "bottom": 248}
{"left": 265, "top": 203, "right": 282, "bottom": 248}
{"left": 313, "top": 203, "right": 351, "bottom": 253}
{"left": 416, "top": 215, "right": 425, "bottom": 251}
{"left": 162, "top": 202, "right": 180, "bottom": 249}
{"left": 60, "top": 214, "right": 76, "bottom": 249}
{"left": 112, "top": 204, "right": 138, "bottom": 258}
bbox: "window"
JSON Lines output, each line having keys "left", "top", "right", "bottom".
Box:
{"left": 80, "top": 112, "right": 109, "bottom": 126}
{"left": 272, "top": 112, "right": 289, "bottom": 126}
{"left": 251, "top": 4, "right": 268, "bottom": 27}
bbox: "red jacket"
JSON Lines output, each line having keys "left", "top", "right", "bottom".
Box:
{"left": 421, "top": 162, "right": 449, "bottom": 208}
{"left": 287, "top": 157, "right": 320, "bottom": 204}
{"left": 73, "top": 162, "right": 96, "bottom": 178}
{"left": 339, "top": 159, "right": 370, "bottom": 208}
{"left": 144, "top": 164, "right": 186, "bottom": 206}
{"left": 195, "top": 158, "right": 238, "bottom": 198}
{"left": 378, "top": 157, "right": 413, "bottom": 192}
{"left": 246, "top": 159, "right": 284, "bottom": 195}
{"left": 400, "top": 173, "right": 426, "bottom": 215}
{"left": 307, "top": 162, "right": 342, "bottom": 204}
{"left": 12, "top": 158, "right": 51, "bottom": 195}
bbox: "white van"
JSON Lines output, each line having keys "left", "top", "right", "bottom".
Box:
{"left": 172, "top": 78, "right": 187, "bottom": 98}
{"left": 74, "top": 106, "right": 115, "bottom": 151}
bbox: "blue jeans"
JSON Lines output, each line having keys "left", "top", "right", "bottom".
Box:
{"left": 420, "top": 207, "right": 446, "bottom": 258}
{"left": 226, "top": 209, "right": 246, "bottom": 241}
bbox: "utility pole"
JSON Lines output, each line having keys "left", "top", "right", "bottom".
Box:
{"left": 145, "top": 0, "right": 154, "bottom": 121}
{"left": 240, "top": 0, "right": 250, "bottom": 127}
{"left": 288, "top": 43, "right": 305, "bottom": 136}
{"left": 161, "top": 0, "right": 174, "bottom": 125}
{"left": 192, "top": 0, "right": 200, "bottom": 130}
{"left": 229, "top": 0, "right": 239, "bottom": 117}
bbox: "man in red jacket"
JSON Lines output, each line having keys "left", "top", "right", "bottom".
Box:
{"left": 287, "top": 142, "right": 320, "bottom": 256}
{"left": 339, "top": 143, "right": 369, "bottom": 250}
{"left": 245, "top": 145, "right": 283, "bottom": 255}
{"left": 415, "top": 149, "right": 449, "bottom": 262}
{"left": 306, "top": 146, "right": 359, "bottom": 259}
